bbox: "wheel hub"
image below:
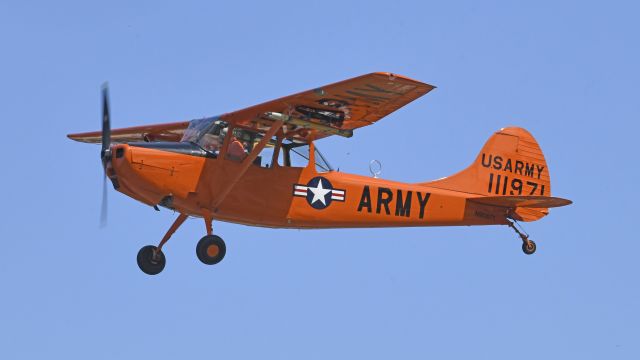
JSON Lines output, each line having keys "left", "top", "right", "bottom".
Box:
{"left": 206, "top": 244, "right": 220, "bottom": 257}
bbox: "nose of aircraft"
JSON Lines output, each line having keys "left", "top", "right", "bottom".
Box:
{"left": 105, "top": 144, "right": 129, "bottom": 188}
{"left": 104, "top": 143, "right": 180, "bottom": 208}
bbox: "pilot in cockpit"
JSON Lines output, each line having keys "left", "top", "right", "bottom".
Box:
{"left": 221, "top": 128, "right": 248, "bottom": 161}
{"left": 198, "top": 121, "right": 226, "bottom": 155}
{"left": 202, "top": 133, "right": 222, "bottom": 154}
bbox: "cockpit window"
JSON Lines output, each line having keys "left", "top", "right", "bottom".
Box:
{"left": 181, "top": 117, "right": 227, "bottom": 155}
{"left": 181, "top": 117, "right": 270, "bottom": 161}
{"left": 284, "top": 141, "right": 333, "bottom": 172}
{"left": 182, "top": 117, "right": 333, "bottom": 171}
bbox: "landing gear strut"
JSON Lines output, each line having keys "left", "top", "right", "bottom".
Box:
{"left": 137, "top": 213, "right": 187, "bottom": 275}
{"left": 136, "top": 212, "right": 227, "bottom": 275}
{"left": 195, "top": 212, "right": 226, "bottom": 265}
{"left": 507, "top": 219, "right": 537, "bottom": 255}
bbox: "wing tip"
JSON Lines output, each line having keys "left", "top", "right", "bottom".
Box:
{"left": 67, "top": 131, "right": 102, "bottom": 144}
{"left": 372, "top": 72, "right": 436, "bottom": 89}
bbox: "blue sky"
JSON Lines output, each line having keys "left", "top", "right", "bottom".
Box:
{"left": 1, "top": 0, "right": 638, "bottom": 358}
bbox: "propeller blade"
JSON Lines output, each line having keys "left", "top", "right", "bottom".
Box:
{"left": 100, "top": 172, "right": 108, "bottom": 228}
{"left": 100, "top": 83, "right": 111, "bottom": 227}
{"left": 101, "top": 83, "right": 111, "bottom": 164}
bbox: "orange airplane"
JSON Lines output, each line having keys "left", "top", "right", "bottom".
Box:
{"left": 68, "top": 73, "right": 572, "bottom": 275}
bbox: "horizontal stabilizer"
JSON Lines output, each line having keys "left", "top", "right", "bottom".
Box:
{"left": 468, "top": 196, "right": 572, "bottom": 209}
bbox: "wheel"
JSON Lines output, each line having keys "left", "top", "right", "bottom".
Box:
{"left": 522, "top": 240, "right": 537, "bottom": 255}
{"left": 137, "top": 245, "right": 166, "bottom": 275}
{"left": 196, "top": 235, "right": 226, "bottom": 265}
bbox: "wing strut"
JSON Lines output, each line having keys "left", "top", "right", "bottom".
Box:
{"left": 211, "top": 120, "right": 284, "bottom": 212}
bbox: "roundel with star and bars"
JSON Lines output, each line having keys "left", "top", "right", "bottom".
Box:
{"left": 292, "top": 176, "right": 346, "bottom": 210}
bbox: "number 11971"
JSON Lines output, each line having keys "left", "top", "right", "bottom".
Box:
{"left": 488, "top": 173, "right": 545, "bottom": 196}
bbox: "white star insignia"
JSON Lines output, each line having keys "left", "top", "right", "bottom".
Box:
{"left": 308, "top": 179, "right": 332, "bottom": 205}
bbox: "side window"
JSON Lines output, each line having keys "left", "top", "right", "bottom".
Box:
{"left": 253, "top": 136, "right": 281, "bottom": 168}
{"left": 276, "top": 144, "right": 285, "bottom": 167}
{"left": 225, "top": 128, "right": 251, "bottom": 162}
{"left": 225, "top": 131, "right": 281, "bottom": 168}
{"left": 314, "top": 147, "right": 333, "bottom": 173}
{"left": 288, "top": 144, "right": 310, "bottom": 168}
{"left": 284, "top": 142, "right": 333, "bottom": 172}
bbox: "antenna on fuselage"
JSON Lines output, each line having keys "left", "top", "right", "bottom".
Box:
{"left": 369, "top": 159, "right": 382, "bottom": 178}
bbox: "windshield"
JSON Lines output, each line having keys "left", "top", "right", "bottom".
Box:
{"left": 181, "top": 117, "right": 227, "bottom": 154}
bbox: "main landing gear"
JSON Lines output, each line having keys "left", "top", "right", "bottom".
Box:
{"left": 196, "top": 235, "right": 227, "bottom": 265}
{"left": 507, "top": 219, "right": 537, "bottom": 255}
{"left": 136, "top": 212, "right": 226, "bottom": 275}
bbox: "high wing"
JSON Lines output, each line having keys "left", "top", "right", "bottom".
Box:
{"left": 220, "top": 72, "right": 434, "bottom": 140}
{"left": 67, "top": 72, "right": 434, "bottom": 144}
{"left": 67, "top": 120, "right": 190, "bottom": 144}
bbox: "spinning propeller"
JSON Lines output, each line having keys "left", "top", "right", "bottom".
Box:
{"left": 100, "top": 83, "right": 111, "bottom": 227}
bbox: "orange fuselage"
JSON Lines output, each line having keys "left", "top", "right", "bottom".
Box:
{"left": 108, "top": 143, "right": 509, "bottom": 229}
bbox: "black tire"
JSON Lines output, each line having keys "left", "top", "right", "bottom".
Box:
{"left": 196, "top": 235, "right": 226, "bottom": 265}
{"left": 522, "top": 240, "right": 537, "bottom": 255}
{"left": 137, "top": 245, "right": 166, "bottom": 275}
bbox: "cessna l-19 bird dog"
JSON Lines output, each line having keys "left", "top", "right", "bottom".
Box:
{"left": 68, "top": 73, "right": 572, "bottom": 275}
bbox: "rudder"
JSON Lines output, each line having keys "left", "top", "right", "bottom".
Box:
{"left": 423, "top": 127, "right": 551, "bottom": 198}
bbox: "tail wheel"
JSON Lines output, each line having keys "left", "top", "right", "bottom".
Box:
{"left": 522, "top": 240, "right": 537, "bottom": 255}
{"left": 137, "top": 245, "right": 166, "bottom": 275}
{"left": 196, "top": 235, "right": 226, "bottom": 265}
